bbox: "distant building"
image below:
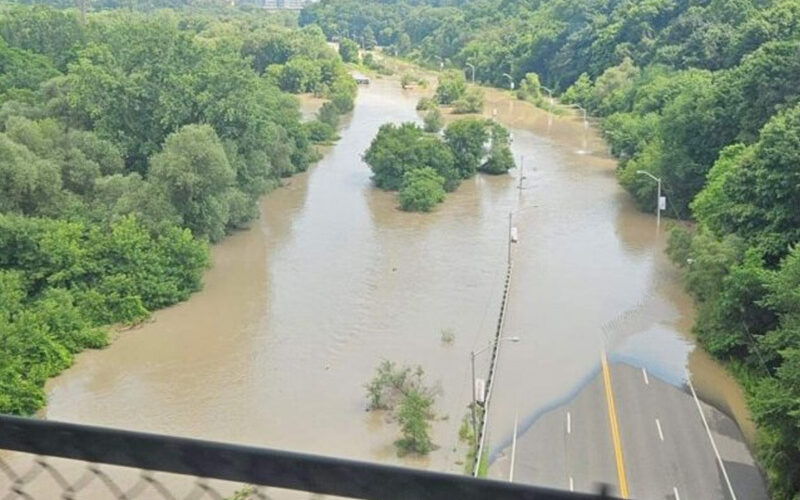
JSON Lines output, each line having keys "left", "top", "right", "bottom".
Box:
{"left": 263, "top": 0, "right": 317, "bottom": 9}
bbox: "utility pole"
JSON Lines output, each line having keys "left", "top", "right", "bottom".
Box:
{"left": 636, "top": 170, "right": 663, "bottom": 229}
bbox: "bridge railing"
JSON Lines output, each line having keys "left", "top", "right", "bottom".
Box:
{"left": 0, "top": 414, "right": 616, "bottom": 499}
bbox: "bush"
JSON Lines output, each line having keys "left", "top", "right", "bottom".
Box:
{"left": 306, "top": 120, "right": 337, "bottom": 142}
{"left": 482, "top": 144, "right": 515, "bottom": 174}
{"left": 318, "top": 101, "right": 340, "bottom": 128}
{"left": 365, "top": 361, "right": 438, "bottom": 456}
{"left": 338, "top": 38, "right": 359, "bottom": 63}
{"left": 435, "top": 70, "right": 467, "bottom": 104}
{"left": 416, "top": 96, "right": 436, "bottom": 111}
{"left": 443, "top": 118, "right": 491, "bottom": 179}
{"left": 423, "top": 107, "right": 443, "bottom": 133}
{"left": 516, "top": 72, "right": 542, "bottom": 101}
{"left": 452, "top": 87, "right": 484, "bottom": 114}
{"left": 395, "top": 389, "right": 435, "bottom": 455}
{"left": 398, "top": 167, "right": 445, "bottom": 212}
{"left": 363, "top": 52, "right": 383, "bottom": 71}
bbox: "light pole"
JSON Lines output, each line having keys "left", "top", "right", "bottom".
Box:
{"left": 563, "top": 103, "right": 587, "bottom": 128}
{"left": 466, "top": 62, "right": 476, "bottom": 82}
{"left": 502, "top": 73, "right": 515, "bottom": 91}
{"left": 471, "top": 336, "right": 521, "bottom": 440}
{"left": 636, "top": 170, "right": 663, "bottom": 229}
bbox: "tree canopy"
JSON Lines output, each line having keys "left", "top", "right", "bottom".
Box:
{"left": 364, "top": 118, "right": 513, "bottom": 211}
{"left": 0, "top": 5, "right": 356, "bottom": 417}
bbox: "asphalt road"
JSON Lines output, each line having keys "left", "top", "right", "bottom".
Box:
{"left": 489, "top": 362, "right": 769, "bottom": 500}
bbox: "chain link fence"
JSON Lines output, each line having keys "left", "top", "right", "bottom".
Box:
{"left": 1, "top": 451, "right": 276, "bottom": 500}
{"left": 1, "top": 415, "right": 615, "bottom": 500}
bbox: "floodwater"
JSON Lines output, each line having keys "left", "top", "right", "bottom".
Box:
{"left": 39, "top": 77, "right": 753, "bottom": 482}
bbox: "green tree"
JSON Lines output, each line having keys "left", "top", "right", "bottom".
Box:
{"left": 0, "top": 133, "right": 63, "bottom": 216}
{"left": 398, "top": 167, "right": 446, "bottom": 212}
{"left": 395, "top": 33, "right": 411, "bottom": 56}
{"left": 0, "top": 38, "right": 60, "bottom": 94}
{"left": 691, "top": 104, "right": 800, "bottom": 263}
{"left": 338, "top": 38, "right": 360, "bottom": 63}
{"left": 516, "top": 72, "right": 542, "bottom": 101}
{"left": 435, "top": 70, "right": 467, "bottom": 105}
{"left": 443, "top": 118, "right": 489, "bottom": 179}
{"left": 395, "top": 389, "right": 435, "bottom": 455}
{"left": 149, "top": 124, "right": 235, "bottom": 242}
{"left": 363, "top": 122, "right": 456, "bottom": 191}
{"left": 452, "top": 87, "right": 484, "bottom": 114}
{"left": 278, "top": 57, "right": 322, "bottom": 93}
{"left": 362, "top": 26, "right": 377, "bottom": 50}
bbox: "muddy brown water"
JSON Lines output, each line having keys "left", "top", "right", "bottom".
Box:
{"left": 34, "top": 78, "right": 753, "bottom": 484}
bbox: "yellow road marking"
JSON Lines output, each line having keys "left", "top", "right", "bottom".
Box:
{"left": 601, "top": 351, "right": 629, "bottom": 498}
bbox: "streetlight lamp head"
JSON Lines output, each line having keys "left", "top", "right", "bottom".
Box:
{"left": 507, "top": 336, "right": 521, "bottom": 342}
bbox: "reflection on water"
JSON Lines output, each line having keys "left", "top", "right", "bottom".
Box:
{"left": 41, "top": 77, "right": 754, "bottom": 478}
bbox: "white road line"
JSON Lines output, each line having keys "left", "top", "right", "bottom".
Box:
{"left": 642, "top": 367, "right": 650, "bottom": 385}
{"left": 509, "top": 413, "right": 518, "bottom": 482}
{"left": 687, "top": 372, "right": 737, "bottom": 500}
{"left": 656, "top": 418, "right": 664, "bottom": 441}
{"left": 673, "top": 486, "right": 680, "bottom": 500}
{"left": 567, "top": 411, "right": 571, "bottom": 435}
{"left": 569, "top": 476, "right": 574, "bottom": 492}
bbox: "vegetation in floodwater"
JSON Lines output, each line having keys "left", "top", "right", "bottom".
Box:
{"left": 416, "top": 96, "right": 436, "bottom": 111}
{"left": 422, "top": 107, "right": 443, "bottom": 133}
{"left": 226, "top": 486, "right": 257, "bottom": 500}
{"left": 440, "top": 328, "right": 455, "bottom": 344}
{"left": 363, "top": 118, "right": 514, "bottom": 211}
{"left": 398, "top": 167, "right": 445, "bottom": 212}
{"left": 452, "top": 87, "right": 484, "bottom": 114}
{"left": 434, "top": 70, "right": 467, "bottom": 105}
{"left": 365, "top": 361, "right": 439, "bottom": 456}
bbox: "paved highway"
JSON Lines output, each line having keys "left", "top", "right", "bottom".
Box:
{"left": 488, "top": 360, "right": 768, "bottom": 500}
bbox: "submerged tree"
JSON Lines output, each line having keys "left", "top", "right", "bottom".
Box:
{"left": 365, "top": 361, "right": 439, "bottom": 456}
{"left": 398, "top": 167, "right": 445, "bottom": 212}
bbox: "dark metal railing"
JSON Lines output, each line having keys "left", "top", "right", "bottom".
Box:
{"left": 0, "top": 415, "right": 615, "bottom": 499}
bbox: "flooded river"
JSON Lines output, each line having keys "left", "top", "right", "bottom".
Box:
{"left": 41, "top": 76, "right": 753, "bottom": 477}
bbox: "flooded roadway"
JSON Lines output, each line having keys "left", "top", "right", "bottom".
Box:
{"left": 41, "top": 76, "right": 754, "bottom": 478}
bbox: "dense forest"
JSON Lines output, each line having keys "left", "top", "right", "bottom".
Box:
{"left": 0, "top": 4, "right": 355, "bottom": 416}
{"left": 301, "top": 0, "right": 800, "bottom": 497}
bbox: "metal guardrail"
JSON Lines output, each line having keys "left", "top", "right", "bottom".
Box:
{"left": 472, "top": 261, "right": 513, "bottom": 476}
{"left": 0, "top": 415, "right": 616, "bottom": 499}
